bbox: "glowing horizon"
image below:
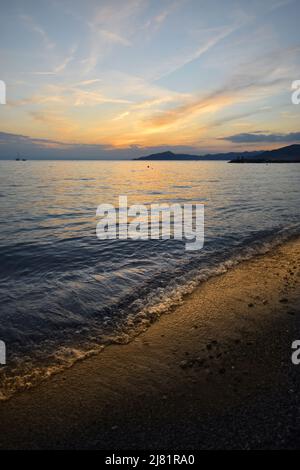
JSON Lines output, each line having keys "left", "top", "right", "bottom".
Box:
{"left": 0, "top": 0, "right": 300, "bottom": 159}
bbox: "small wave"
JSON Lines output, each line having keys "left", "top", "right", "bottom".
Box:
{"left": 0, "top": 224, "right": 299, "bottom": 401}
{"left": 118, "top": 223, "right": 300, "bottom": 333}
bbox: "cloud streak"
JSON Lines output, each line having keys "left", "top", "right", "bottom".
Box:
{"left": 146, "top": 44, "right": 299, "bottom": 130}
{"left": 0, "top": 131, "right": 202, "bottom": 160}
{"left": 20, "top": 14, "right": 55, "bottom": 50}
{"left": 221, "top": 131, "right": 300, "bottom": 143}
{"left": 156, "top": 23, "right": 239, "bottom": 80}
{"left": 2, "top": 0, "right": 299, "bottom": 154}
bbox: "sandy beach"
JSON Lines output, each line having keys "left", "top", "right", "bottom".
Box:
{"left": 0, "top": 237, "right": 299, "bottom": 450}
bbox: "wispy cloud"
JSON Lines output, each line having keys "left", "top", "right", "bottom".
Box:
{"left": 54, "top": 47, "right": 77, "bottom": 73}
{"left": 2, "top": 0, "right": 299, "bottom": 155}
{"left": 146, "top": 45, "right": 299, "bottom": 129}
{"left": 9, "top": 78, "right": 134, "bottom": 109}
{"left": 20, "top": 14, "right": 55, "bottom": 50}
{"left": 156, "top": 24, "right": 239, "bottom": 80}
{"left": 206, "top": 108, "right": 273, "bottom": 130}
{"left": 0, "top": 131, "right": 66, "bottom": 146}
{"left": 75, "top": 79, "right": 102, "bottom": 87}
{"left": 268, "top": 0, "right": 295, "bottom": 12}
{"left": 98, "top": 29, "right": 131, "bottom": 46}
{"left": 145, "top": 79, "right": 282, "bottom": 129}
{"left": 143, "top": 1, "right": 183, "bottom": 33}
{"left": 72, "top": 90, "right": 132, "bottom": 106}
{"left": 222, "top": 131, "right": 300, "bottom": 143}
{"left": 30, "top": 46, "right": 77, "bottom": 76}
{"left": 82, "top": 0, "right": 145, "bottom": 73}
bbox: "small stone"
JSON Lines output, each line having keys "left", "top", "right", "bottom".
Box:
{"left": 197, "top": 358, "right": 205, "bottom": 367}
{"left": 179, "top": 360, "right": 188, "bottom": 369}
{"left": 180, "top": 360, "right": 195, "bottom": 369}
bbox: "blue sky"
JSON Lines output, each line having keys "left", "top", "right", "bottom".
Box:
{"left": 0, "top": 0, "right": 299, "bottom": 159}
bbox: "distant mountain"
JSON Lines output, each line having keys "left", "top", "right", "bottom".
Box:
{"left": 134, "top": 150, "right": 263, "bottom": 161}
{"left": 229, "top": 144, "right": 300, "bottom": 163}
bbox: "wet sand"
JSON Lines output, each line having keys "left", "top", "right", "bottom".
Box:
{"left": 0, "top": 237, "right": 300, "bottom": 449}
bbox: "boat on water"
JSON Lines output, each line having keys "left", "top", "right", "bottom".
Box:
{"left": 15, "top": 154, "right": 27, "bottom": 161}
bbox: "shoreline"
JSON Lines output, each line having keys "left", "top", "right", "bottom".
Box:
{"left": 0, "top": 237, "right": 300, "bottom": 449}
{"left": 1, "top": 227, "right": 298, "bottom": 402}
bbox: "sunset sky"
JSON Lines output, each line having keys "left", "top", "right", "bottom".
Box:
{"left": 0, "top": 0, "right": 300, "bottom": 159}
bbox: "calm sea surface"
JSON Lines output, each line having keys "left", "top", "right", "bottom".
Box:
{"left": 0, "top": 160, "right": 299, "bottom": 398}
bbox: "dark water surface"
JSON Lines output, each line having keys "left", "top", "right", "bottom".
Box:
{"left": 0, "top": 160, "right": 299, "bottom": 398}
